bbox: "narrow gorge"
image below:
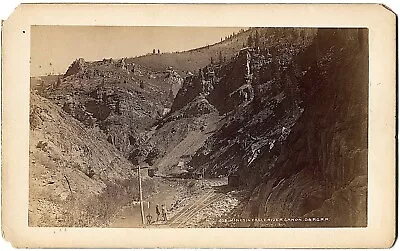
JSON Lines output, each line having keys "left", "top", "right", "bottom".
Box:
{"left": 29, "top": 27, "right": 368, "bottom": 227}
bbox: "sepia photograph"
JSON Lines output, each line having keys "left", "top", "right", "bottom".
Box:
{"left": 29, "top": 25, "right": 368, "bottom": 228}
{"left": 1, "top": 3, "right": 396, "bottom": 248}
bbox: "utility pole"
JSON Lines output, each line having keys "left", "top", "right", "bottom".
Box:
{"left": 138, "top": 165, "right": 145, "bottom": 225}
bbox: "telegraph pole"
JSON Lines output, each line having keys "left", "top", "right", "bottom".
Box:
{"left": 137, "top": 165, "right": 145, "bottom": 225}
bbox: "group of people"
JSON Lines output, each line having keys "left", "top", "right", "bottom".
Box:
{"left": 146, "top": 204, "right": 167, "bottom": 225}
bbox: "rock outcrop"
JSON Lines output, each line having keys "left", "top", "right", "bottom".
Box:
{"left": 154, "top": 28, "right": 367, "bottom": 227}
{"left": 41, "top": 58, "right": 184, "bottom": 158}
{"left": 29, "top": 93, "right": 155, "bottom": 227}
{"left": 237, "top": 28, "right": 368, "bottom": 227}
{"left": 30, "top": 27, "right": 368, "bottom": 228}
{"left": 64, "top": 58, "right": 87, "bottom": 77}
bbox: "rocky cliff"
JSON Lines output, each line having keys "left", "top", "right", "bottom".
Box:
{"left": 29, "top": 93, "right": 155, "bottom": 227}
{"left": 153, "top": 28, "right": 368, "bottom": 227}
{"left": 40, "top": 57, "right": 184, "bottom": 159}
{"left": 165, "top": 28, "right": 317, "bottom": 179}
{"left": 237, "top": 28, "right": 368, "bottom": 227}
{"left": 30, "top": 27, "right": 368, "bottom": 228}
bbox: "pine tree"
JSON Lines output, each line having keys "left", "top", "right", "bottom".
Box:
{"left": 254, "top": 30, "right": 260, "bottom": 48}
{"left": 210, "top": 56, "right": 214, "bottom": 65}
{"left": 49, "top": 62, "right": 54, "bottom": 75}
{"left": 153, "top": 49, "right": 156, "bottom": 54}
{"left": 218, "top": 51, "right": 223, "bottom": 64}
{"left": 247, "top": 34, "right": 253, "bottom": 47}
{"left": 55, "top": 77, "right": 61, "bottom": 88}
{"left": 157, "top": 49, "right": 160, "bottom": 54}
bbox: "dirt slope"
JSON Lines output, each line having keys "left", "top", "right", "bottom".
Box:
{"left": 29, "top": 93, "right": 154, "bottom": 227}
{"left": 130, "top": 28, "right": 316, "bottom": 74}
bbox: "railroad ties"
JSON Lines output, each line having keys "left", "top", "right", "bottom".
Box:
{"left": 168, "top": 179, "right": 227, "bottom": 227}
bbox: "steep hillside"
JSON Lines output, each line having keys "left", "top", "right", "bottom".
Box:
{"left": 236, "top": 28, "right": 368, "bottom": 227}
{"left": 29, "top": 93, "right": 155, "bottom": 227}
{"left": 153, "top": 28, "right": 317, "bottom": 177}
{"left": 148, "top": 28, "right": 368, "bottom": 227}
{"left": 130, "top": 28, "right": 316, "bottom": 74}
{"left": 30, "top": 27, "right": 368, "bottom": 228}
{"left": 129, "top": 29, "right": 250, "bottom": 74}
{"left": 38, "top": 57, "right": 183, "bottom": 158}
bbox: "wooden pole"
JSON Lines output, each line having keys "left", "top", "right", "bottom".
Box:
{"left": 138, "top": 165, "right": 145, "bottom": 225}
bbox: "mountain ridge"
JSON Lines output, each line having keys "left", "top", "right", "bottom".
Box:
{"left": 29, "top": 27, "right": 368, "bottom": 227}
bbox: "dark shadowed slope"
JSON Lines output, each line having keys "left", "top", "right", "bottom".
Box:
{"left": 148, "top": 28, "right": 367, "bottom": 227}
{"left": 236, "top": 28, "right": 368, "bottom": 227}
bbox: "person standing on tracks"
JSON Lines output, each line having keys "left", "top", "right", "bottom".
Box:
{"left": 161, "top": 204, "right": 167, "bottom": 221}
{"left": 146, "top": 213, "right": 153, "bottom": 225}
{"left": 155, "top": 204, "right": 160, "bottom": 221}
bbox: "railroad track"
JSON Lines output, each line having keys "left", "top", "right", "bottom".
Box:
{"left": 176, "top": 193, "right": 225, "bottom": 227}
{"left": 168, "top": 190, "right": 213, "bottom": 225}
{"left": 169, "top": 189, "right": 225, "bottom": 227}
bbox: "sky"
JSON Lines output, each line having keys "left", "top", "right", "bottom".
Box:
{"left": 31, "top": 26, "right": 243, "bottom": 77}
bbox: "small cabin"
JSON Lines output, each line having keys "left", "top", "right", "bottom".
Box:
{"left": 228, "top": 174, "right": 240, "bottom": 187}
